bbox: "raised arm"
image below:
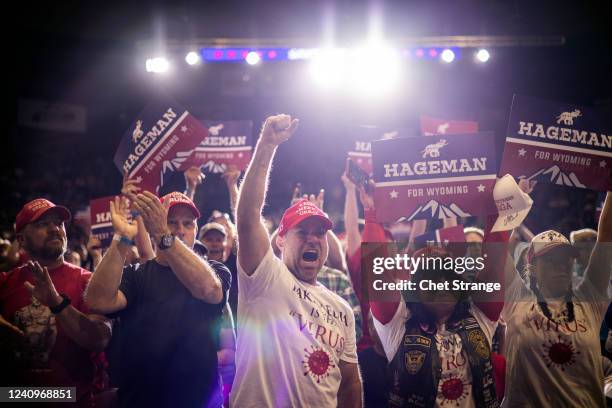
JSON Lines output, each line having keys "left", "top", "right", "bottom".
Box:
{"left": 473, "top": 215, "right": 511, "bottom": 321}
{"left": 134, "top": 191, "right": 224, "bottom": 304}
{"left": 236, "top": 115, "right": 298, "bottom": 275}
{"left": 121, "top": 175, "right": 154, "bottom": 261}
{"left": 85, "top": 196, "right": 136, "bottom": 314}
{"left": 582, "top": 192, "right": 612, "bottom": 294}
{"left": 326, "top": 230, "right": 348, "bottom": 273}
{"left": 183, "top": 166, "right": 205, "bottom": 201}
{"left": 222, "top": 165, "right": 241, "bottom": 220}
{"left": 342, "top": 170, "right": 362, "bottom": 259}
{"left": 134, "top": 216, "right": 155, "bottom": 262}
{"left": 310, "top": 187, "right": 347, "bottom": 272}
{"left": 475, "top": 178, "right": 534, "bottom": 320}
{"left": 508, "top": 223, "right": 535, "bottom": 260}
{"left": 358, "top": 183, "right": 401, "bottom": 325}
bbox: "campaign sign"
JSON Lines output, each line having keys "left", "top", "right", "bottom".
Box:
{"left": 499, "top": 95, "right": 612, "bottom": 191}
{"left": 114, "top": 98, "right": 209, "bottom": 194}
{"left": 182, "top": 120, "right": 253, "bottom": 173}
{"left": 90, "top": 196, "right": 115, "bottom": 249}
{"left": 347, "top": 126, "right": 406, "bottom": 175}
{"left": 420, "top": 115, "right": 479, "bottom": 136}
{"left": 372, "top": 133, "right": 497, "bottom": 222}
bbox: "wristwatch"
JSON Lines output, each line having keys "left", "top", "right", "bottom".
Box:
{"left": 50, "top": 294, "right": 71, "bottom": 315}
{"left": 158, "top": 234, "right": 175, "bottom": 250}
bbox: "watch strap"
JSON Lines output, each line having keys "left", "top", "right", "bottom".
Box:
{"left": 50, "top": 294, "right": 71, "bottom": 314}
{"left": 113, "top": 234, "right": 135, "bottom": 246}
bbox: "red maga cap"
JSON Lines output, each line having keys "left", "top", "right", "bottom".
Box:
{"left": 160, "top": 192, "right": 201, "bottom": 219}
{"left": 15, "top": 199, "right": 71, "bottom": 233}
{"left": 278, "top": 199, "right": 333, "bottom": 237}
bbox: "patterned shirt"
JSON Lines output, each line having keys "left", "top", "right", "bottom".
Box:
{"left": 318, "top": 266, "right": 363, "bottom": 342}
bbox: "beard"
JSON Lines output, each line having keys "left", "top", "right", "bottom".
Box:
{"left": 24, "top": 236, "right": 66, "bottom": 261}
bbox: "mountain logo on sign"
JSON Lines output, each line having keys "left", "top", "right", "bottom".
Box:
{"left": 421, "top": 139, "right": 449, "bottom": 158}
{"left": 202, "top": 160, "right": 226, "bottom": 173}
{"left": 406, "top": 199, "right": 471, "bottom": 221}
{"left": 525, "top": 165, "right": 586, "bottom": 188}
{"left": 556, "top": 110, "right": 581, "bottom": 126}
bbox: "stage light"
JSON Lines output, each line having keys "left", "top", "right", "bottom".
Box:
{"left": 476, "top": 49, "right": 490, "bottom": 63}
{"left": 441, "top": 49, "right": 455, "bottom": 63}
{"left": 347, "top": 44, "right": 401, "bottom": 97}
{"left": 288, "top": 48, "right": 317, "bottom": 60}
{"left": 245, "top": 51, "right": 261, "bottom": 65}
{"left": 309, "top": 48, "right": 348, "bottom": 88}
{"left": 185, "top": 51, "right": 200, "bottom": 65}
{"left": 145, "top": 57, "right": 169, "bottom": 73}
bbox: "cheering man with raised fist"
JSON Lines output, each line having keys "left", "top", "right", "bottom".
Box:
{"left": 233, "top": 114, "right": 362, "bottom": 407}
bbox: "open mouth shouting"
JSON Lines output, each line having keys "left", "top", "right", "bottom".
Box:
{"left": 302, "top": 249, "right": 319, "bottom": 263}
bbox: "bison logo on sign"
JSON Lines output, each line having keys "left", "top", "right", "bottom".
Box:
{"left": 421, "top": 139, "right": 449, "bottom": 158}
{"left": 556, "top": 109, "right": 581, "bottom": 126}
{"left": 208, "top": 123, "right": 224, "bottom": 136}
{"left": 132, "top": 120, "right": 144, "bottom": 143}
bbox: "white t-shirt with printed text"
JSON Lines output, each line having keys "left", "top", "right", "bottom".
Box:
{"left": 231, "top": 248, "right": 358, "bottom": 408}
{"left": 501, "top": 277, "right": 607, "bottom": 407}
{"left": 373, "top": 301, "right": 497, "bottom": 408}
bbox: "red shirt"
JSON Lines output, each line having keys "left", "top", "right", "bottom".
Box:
{"left": 0, "top": 262, "right": 99, "bottom": 405}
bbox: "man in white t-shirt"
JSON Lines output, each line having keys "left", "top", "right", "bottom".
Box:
{"left": 233, "top": 114, "right": 362, "bottom": 407}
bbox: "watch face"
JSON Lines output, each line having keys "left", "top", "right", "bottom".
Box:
{"left": 161, "top": 234, "right": 174, "bottom": 249}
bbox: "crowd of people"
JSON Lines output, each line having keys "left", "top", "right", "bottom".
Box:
{"left": 0, "top": 113, "right": 611, "bottom": 407}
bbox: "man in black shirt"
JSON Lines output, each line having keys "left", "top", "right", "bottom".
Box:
{"left": 199, "top": 222, "right": 239, "bottom": 321}
{"left": 86, "top": 192, "right": 230, "bottom": 407}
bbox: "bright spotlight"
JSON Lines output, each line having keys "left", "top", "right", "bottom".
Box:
{"left": 245, "top": 51, "right": 261, "bottom": 65}
{"left": 441, "top": 49, "right": 455, "bottom": 63}
{"left": 476, "top": 49, "right": 490, "bottom": 63}
{"left": 185, "top": 51, "right": 200, "bottom": 65}
{"left": 347, "top": 44, "right": 401, "bottom": 97}
{"left": 309, "top": 48, "right": 348, "bottom": 88}
{"left": 145, "top": 57, "right": 169, "bottom": 73}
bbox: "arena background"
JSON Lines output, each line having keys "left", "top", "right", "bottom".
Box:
{"left": 1, "top": 0, "right": 610, "bottom": 238}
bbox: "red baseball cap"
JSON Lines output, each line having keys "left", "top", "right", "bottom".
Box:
{"left": 15, "top": 199, "right": 71, "bottom": 233}
{"left": 278, "top": 199, "right": 333, "bottom": 237}
{"left": 160, "top": 192, "right": 201, "bottom": 219}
